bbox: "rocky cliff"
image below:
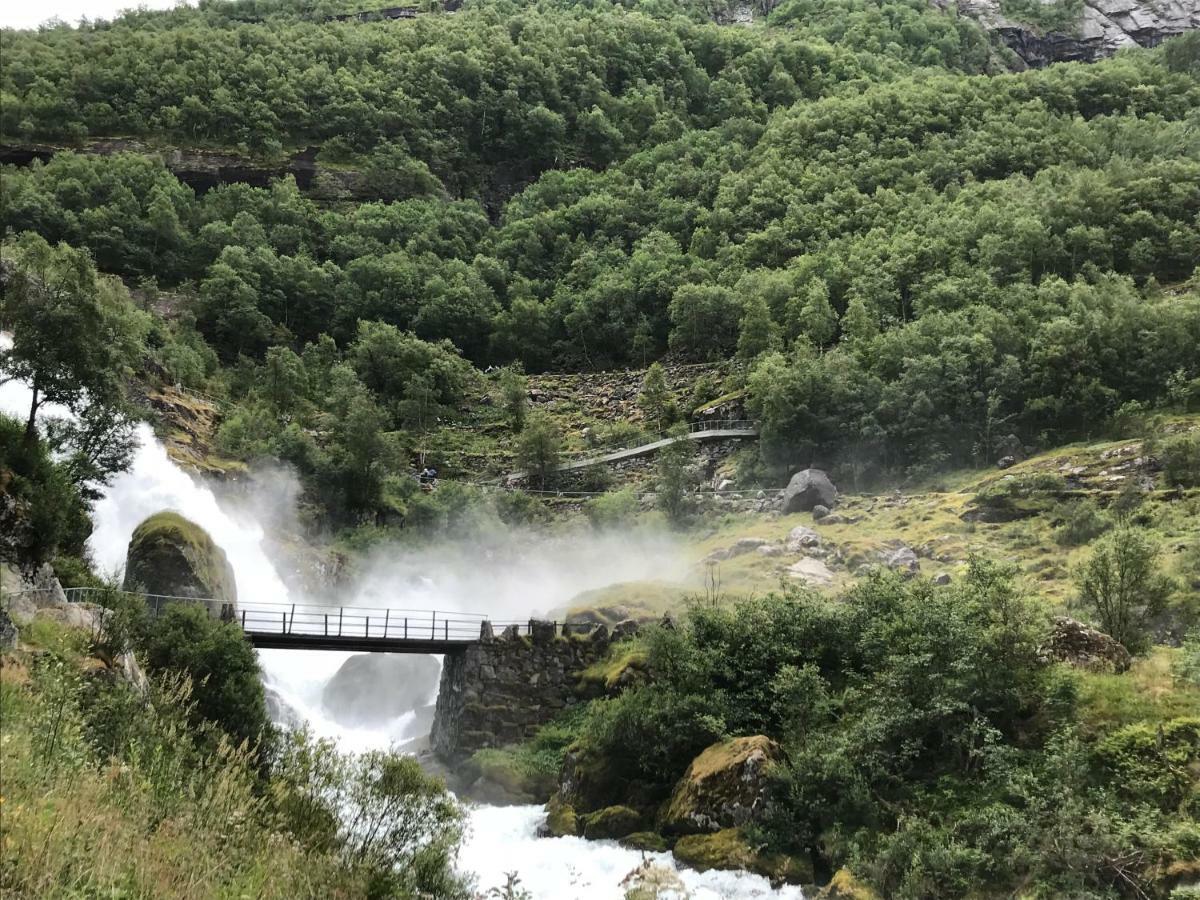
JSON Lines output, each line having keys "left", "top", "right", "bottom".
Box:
{"left": 944, "top": 0, "right": 1199, "bottom": 66}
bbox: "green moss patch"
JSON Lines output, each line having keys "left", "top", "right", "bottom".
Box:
{"left": 122, "top": 511, "right": 237, "bottom": 604}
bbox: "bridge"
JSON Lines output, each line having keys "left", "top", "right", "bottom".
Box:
{"left": 22, "top": 587, "right": 581, "bottom": 654}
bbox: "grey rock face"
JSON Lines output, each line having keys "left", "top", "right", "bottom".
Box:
{"left": 321, "top": 653, "right": 442, "bottom": 727}
{"left": 882, "top": 545, "right": 921, "bottom": 577}
{"left": 954, "top": 0, "right": 1199, "bottom": 67}
{"left": 781, "top": 469, "right": 838, "bottom": 514}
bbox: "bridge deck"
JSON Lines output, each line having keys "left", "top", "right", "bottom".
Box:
{"left": 20, "top": 588, "right": 579, "bottom": 654}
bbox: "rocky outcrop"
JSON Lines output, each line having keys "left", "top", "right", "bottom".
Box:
{"left": 0, "top": 606, "right": 17, "bottom": 650}
{"left": 946, "top": 0, "right": 1199, "bottom": 67}
{"left": 430, "top": 622, "right": 610, "bottom": 762}
{"left": 1039, "top": 616, "right": 1132, "bottom": 672}
{"left": 122, "top": 512, "right": 237, "bottom": 607}
{"left": 321, "top": 653, "right": 441, "bottom": 727}
{"left": 660, "top": 735, "right": 785, "bottom": 835}
{"left": 781, "top": 469, "right": 838, "bottom": 514}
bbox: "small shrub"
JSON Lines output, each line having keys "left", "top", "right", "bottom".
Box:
{"left": 1054, "top": 498, "right": 1112, "bottom": 546}
{"left": 587, "top": 488, "right": 640, "bottom": 529}
{"left": 1162, "top": 432, "right": 1200, "bottom": 488}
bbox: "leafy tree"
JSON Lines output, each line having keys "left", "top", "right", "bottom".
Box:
{"left": 498, "top": 365, "right": 529, "bottom": 433}
{"left": 141, "top": 603, "right": 272, "bottom": 749}
{"left": 796, "top": 280, "right": 838, "bottom": 348}
{"left": 655, "top": 440, "right": 694, "bottom": 525}
{"left": 0, "top": 235, "right": 146, "bottom": 442}
{"left": 668, "top": 285, "right": 740, "bottom": 360}
{"left": 1076, "top": 527, "right": 1175, "bottom": 653}
{"left": 638, "top": 363, "right": 677, "bottom": 429}
{"left": 515, "top": 411, "right": 562, "bottom": 489}
{"left": 737, "top": 293, "right": 781, "bottom": 361}
{"left": 263, "top": 345, "right": 308, "bottom": 412}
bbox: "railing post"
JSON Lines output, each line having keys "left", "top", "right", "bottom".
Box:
{"left": 324, "top": 613, "right": 328, "bottom": 637}
{"left": 366, "top": 616, "right": 370, "bottom": 638}
{"left": 338, "top": 608, "right": 343, "bottom": 637}
{"left": 384, "top": 609, "right": 389, "bottom": 638}
{"left": 405, "top": 617, "right": 408, "bottom": 639}
{"left": 444, "top": 619, "right": 448, "bottom": 641}
{"left": 432, "top": 610, "right": 436, "bottom": 640}
{"left": 281, "top": 611, "right": 286, "bottom": 633}
{"left": 288, "top": 603, "right": 295, "bottom": 634}
{"left": 241, "top": 609, "right": 246, "bottom": 630}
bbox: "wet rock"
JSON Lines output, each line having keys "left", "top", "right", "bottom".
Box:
{"left": 582, "top": 805, "right": 643, "bottom": 840}
{"left": 1039, "top": 617, "right": 1131, "bottom": 673}
{"left": 479, "top": 620, "right": 495, "bottom": 641}
{"left": 812, "top": 504, "right": 831, "bottom": 521}
{"left": 661, "top": 735, "right": 785, "bottom": 834}
{"left": 321, "top": 653, "right": 441, "bottom": 727}
{"left": 265, "top": 684, "right": 304, "bottom": 730}
{"left": 782, "top": 469, "right": 838, "bottom": 514}
{"left": 933, "top": 573, "right": 952, "bottom": 586}
{"left": 529, "top": 619, "right": 557, "bottom": 645}
{"left": 672, "top": 828, "right": 812, "bottom": 883}
{"left": 122, "top": 511, "right": 237, "bottom": 606}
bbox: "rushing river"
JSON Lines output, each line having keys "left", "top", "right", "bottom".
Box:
{"left": 0, "top": 343, "right": 802, "bottom": 899}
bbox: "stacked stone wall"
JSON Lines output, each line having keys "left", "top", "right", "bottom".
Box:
{"left": 430, "top": 623, "right": 609, "bottom": 762}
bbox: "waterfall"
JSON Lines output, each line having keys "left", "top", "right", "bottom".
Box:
{"left": 1, "top": 338, "right": 802, "bottom": 898}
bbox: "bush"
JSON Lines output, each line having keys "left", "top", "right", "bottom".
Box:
{"left": 587, "top": 488, "right": 641, "bottom": 529}
{"left": 1076, "top": 527, "right": 1176, "bottom": 654}
{"left": 1161, "top": 432, "right": 1200, "bottom": 488}
{"left": 140, "top": 603, "right": 272, "bottom": 749}
{"left": 1054, "top": 498, "right": 1112, "bottom": 546}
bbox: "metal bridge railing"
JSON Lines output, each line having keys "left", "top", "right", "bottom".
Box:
{"left": 6, "top": 586, "right": 600, "bottom": 645}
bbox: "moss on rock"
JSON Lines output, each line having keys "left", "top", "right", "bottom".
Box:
{"left": 620, "top": 831, "right": 671, "bottom": 852}
{"left": 672, "top": 828, "right": 811, "bottom": 884}
{"left": 817, "top": 868, "right": 881, "bottom": 899}
{"left": 544, "top": 794, "right": 579, "bottom": 837}
{"left": 122, "top": 512, "right": 237, "bottom": 605}
{"left": 661, "top": 735, "right": 784, "bottom": 834}
{"left": 581, "top": 804, "right": 643, "bottom": 840}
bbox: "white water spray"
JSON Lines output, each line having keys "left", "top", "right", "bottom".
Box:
{"left": 2, "top": 334, "right": 803, "bottom": 898}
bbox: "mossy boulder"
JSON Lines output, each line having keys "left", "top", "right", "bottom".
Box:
{"left": 542, "top": 793, "right": 579, "bottom": 837}
{"left": 661, "top": 735, "right": 784, "bottom": 834}
{"left": 620, "top": 831, "right": 670, "bottom": 852}
{"left": 581, "top": 804, "right": 643, "bottom": 840}
{"left": 122, "top": 512, "right": 237, "bottom": 606}
{"left": 672, "top": 828, "right": 811, "bottom": 884}
{"left": 817, "top": 868, "right": 881, "bottom": 900}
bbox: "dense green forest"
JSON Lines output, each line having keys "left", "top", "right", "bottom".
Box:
{"left": 4, "top": 1, "right": 1200, "bottom": 898}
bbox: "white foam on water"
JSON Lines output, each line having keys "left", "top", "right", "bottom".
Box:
{"left": 462, "top": 805, "right": 804, "bottom": 900}
{"left": 3, "top": 332, "right": 803, "bottom": 898}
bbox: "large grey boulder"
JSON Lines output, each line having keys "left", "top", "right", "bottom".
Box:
{"left": 321, "top": 653, "right": 442, "bottom": 727}
{"left": 781, "top": 469, "right": 837, "bottom": 514}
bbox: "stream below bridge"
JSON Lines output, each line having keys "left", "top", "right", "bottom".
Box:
{"left": 0, "top": 348, "right": 802, "bottom": 899}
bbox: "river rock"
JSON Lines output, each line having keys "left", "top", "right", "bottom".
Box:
{"left": 661, "top": 735, "right": 785, "bottom": 834}
{"left": 582, "top": 805, "right": 643, "bottom": 840}
{"left": 122, "top": 511, "right": 237, "bottom": 606}
{"left": 321, "top": 653, "right": 442, "bottom": 727}
{"left": 781, "top": 469, "right": 837, "bottom": 514}
{"left": 1039, "top": 617, "right": 1131, "bottom": 673}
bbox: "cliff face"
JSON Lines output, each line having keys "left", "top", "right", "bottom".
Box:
{"left": 946, "top": 0, "right": 1200, "bottom": 66}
